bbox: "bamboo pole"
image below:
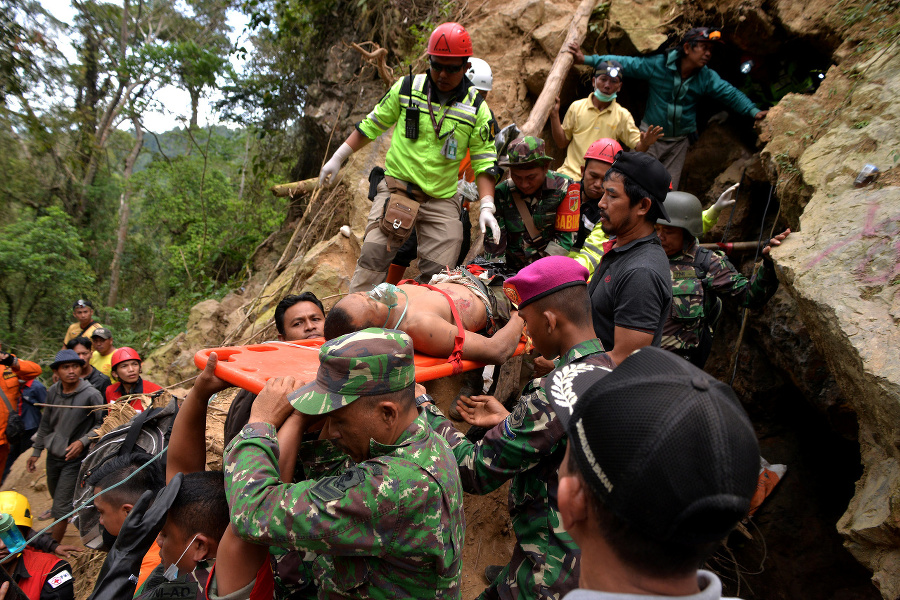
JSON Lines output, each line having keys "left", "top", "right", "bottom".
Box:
{"left": 270, "top": 178, "right": 318, "bottom": 198}
{"left": 520, "top": 0, "right": 599, "bottom": 138}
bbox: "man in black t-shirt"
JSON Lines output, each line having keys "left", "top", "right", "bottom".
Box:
{"left": 586, "top": 152, "right": 673, "bottom": 366}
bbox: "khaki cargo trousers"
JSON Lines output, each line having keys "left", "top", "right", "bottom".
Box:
{"left": 349, "top": 178, "right": 464, "bottom": 292}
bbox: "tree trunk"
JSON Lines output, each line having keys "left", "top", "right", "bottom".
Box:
{"left": 107, "top": 116, "right": 144, "bottom": 307}
{"left": 520, "top": 0, "right": 598, "bottom": 138}
{"left": 189, "top": 87, "right": 200, "bottom": 130}
{"left": 238, "top": 131, "right": 250, "bottom": 202}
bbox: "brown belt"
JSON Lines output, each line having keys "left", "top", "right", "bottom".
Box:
{"left": 384, "top": 175, "right": 434, "bottom": 204}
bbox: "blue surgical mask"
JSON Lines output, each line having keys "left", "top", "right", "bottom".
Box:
{"left": 368, "top": 283, "right": 409, "bottom": 328}
{"left": 163, "top": 533, "right": 199, "bottom": 581}
{"left": 593, "top": 89, "right": 617, "bottom": 102}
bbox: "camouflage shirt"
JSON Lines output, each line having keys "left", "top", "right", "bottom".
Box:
{"left": 662, "top": 237, "right": 780, "bottom": 357}
{"left": 224, "top": 409, "right": 465, "bottom": 599}
{"left": 484, "top": 171, "right": 576, "bottom": 272}
{"left": 426, "top": 339, "right": 614, "bottom": 600}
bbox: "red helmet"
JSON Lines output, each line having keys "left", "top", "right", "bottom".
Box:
{"left": 111, "top": 347, "right": 141, "bottom": 370}
{"left": 427, "top": 22, "right": 472, "bottom": 58}
{"left": 584, "top": 138, "right": 623, "bottom": 165}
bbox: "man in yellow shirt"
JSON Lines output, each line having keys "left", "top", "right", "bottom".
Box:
{"left": 551, "top": 60, "right": 662, "bottom": 180}
{"left": 89, "top": 328, "right": 116, "bottom": 378}
{"left": 62, "top": 299, "right": 103, "bottom": 347}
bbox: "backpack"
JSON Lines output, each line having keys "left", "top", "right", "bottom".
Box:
{"left": 73, "top": 393, "right": 179, "bottom": 549}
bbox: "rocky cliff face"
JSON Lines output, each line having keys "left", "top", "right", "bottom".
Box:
{"left": 144, "top": 0, "right": 899, "bottom": 595}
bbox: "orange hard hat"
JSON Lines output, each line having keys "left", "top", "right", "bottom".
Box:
{"left": 110, "top": 346, "right": 141, "bottom": 370}
{"left": 584, "top": 138, "right": 623, "bottom": 165}
{"left": 427, "top": 22, "right": 473, "bottom": 57}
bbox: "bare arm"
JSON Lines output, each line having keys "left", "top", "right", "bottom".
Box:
{"left": 550, "top": 97, "right": 570, "bottom": 150}
{"left": 406, "top": 312, "right": 524, "bottom": 365}
{"left": 476, "top": 172, "right": 495, "bottom": 200}
{"left": 167, "top": 353, "right": 231, "bottom": 482}
{"left": 212, "top": 526, "right": 270, "bottom": 597}
{"left": 276, "top": 412, "right": 304, "bottom": 483}
{"left": 607, "top": 326, "right": 655, "bottom": 367}
{"left": 345, "top": 128, "right": 371, "bottom": 152}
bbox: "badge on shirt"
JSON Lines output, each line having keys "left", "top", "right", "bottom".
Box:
{"left": 309, "top": 465, "right": 366, "bottom": 502}
{"left": 48, "top": 570, "right": 73, "bottom": 588}
{"left": 441, "top": 133, "right": 458, "bottom": 160}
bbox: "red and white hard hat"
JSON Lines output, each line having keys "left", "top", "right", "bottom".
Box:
{"left": 428, "top": 22, "right": 473, "bottom": 58}
{"left": 111, "top": 347, "right": 141, "bottom": 370}
{"left": 584, "top": 138, "right": 623, "bottom": 165}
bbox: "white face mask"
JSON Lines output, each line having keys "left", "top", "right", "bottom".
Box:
{"left": 163, "top": 533, "right": 199, "bottom": 581}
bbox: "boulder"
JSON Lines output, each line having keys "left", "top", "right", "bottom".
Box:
{"left": 771, "top": 44, "right": 900, "bottom": 597}
{"left": 607, "top": 0, "right": 670, "bottom": 53}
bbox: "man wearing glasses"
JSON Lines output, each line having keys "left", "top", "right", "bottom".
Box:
{"left": 569, "top": 27, "right": 768, "bottom": 189}
{"left": 320, "top": 22, "right": 501, "bottom": 292}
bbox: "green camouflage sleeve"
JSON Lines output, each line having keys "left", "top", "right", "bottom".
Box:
{"left": 224, "top": 423, "right": 405, "bottom": 554}
{"left": 424, "top": 381, "right": 565, "bottom": 495}
{"left": 705, "top": 252, "right": 779, "bottom": 310}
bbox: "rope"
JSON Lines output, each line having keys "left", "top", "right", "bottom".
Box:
{"left": 729, "top": 183, "right": 779, "bottom": 386}
{"left": 0, "top": 445, "right": 169, "bottom": 566}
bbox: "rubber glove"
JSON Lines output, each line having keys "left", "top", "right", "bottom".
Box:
{"left": 479, "top": 196, "right": 501, "bottom": 242}
{"left": 708, "top": 183, "right": 739, "bottom": 217}
{"left": 318, "top": 143, "right": 353, "bottom": 187}
{"left": 88, "top": 473, "right": 183, "bottom": 600}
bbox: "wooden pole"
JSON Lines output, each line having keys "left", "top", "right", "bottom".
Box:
{"left": 699, "top": 241, "right": 762, "bottom": 254}
{"left": 270, "top": 178, "right": 318, "bottom": 198}
{"left": 520, "top": 0, "right": 599, "bottom": 138}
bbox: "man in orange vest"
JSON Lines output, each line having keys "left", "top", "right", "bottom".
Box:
{"left": 0, "top": 492, "right": 74, "bottom": 600}
{"left": 0, "top": 346, "right": 42, "bottom": 472}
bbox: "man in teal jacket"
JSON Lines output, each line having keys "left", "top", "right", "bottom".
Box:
{"left": 569, "top": 27, "right": 768, "bottom": 189}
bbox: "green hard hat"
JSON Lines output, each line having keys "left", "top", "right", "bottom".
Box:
{"left": 659, "top": 192, "right": 703, "bottom": 237}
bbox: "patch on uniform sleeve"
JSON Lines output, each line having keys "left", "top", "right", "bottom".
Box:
{"left": 48, "top": 570, "right": 73, "bottom": 588}
{"left": 503, "top": 282, "right": 521, "bottom": 307}
{"left": 309, "top": 465, "right": 366, "bottom": 502}
{"left": 502, "top": 400, "right": 529, "bottom": 439}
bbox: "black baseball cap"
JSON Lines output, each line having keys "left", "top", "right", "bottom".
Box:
{"left": 73, "top": 299, "right": 93, "bottom": 309}
{"left": 544, "top": 347, "right": 760, "bottom": 544}
{"left": 593, "top": 59, "right": 623, "bottom": 80}
{"left": 91, "top": 327, "right": 112, "bottom": 340}
{"left": 681, "top": 27, "right": 724, "bottom": 46}
{"left": 609, "top": 151, "right": 672, "bottom": 221}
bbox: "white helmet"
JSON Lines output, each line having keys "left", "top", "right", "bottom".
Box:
{"left": 466, "top": 57, "right": 493, "bottom": 91}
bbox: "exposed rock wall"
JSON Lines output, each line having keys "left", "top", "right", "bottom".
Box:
{"left": 769, "top": 45, "right": 900, "bottom": 598}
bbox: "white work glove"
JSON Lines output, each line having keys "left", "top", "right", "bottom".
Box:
{"left": 318, "top": 143, "right": 354, "bottom": 187}
{"left": 479, "top": 196, "right": 501, "bottom": 242}
{"left": 709, "top": 183, "right": 739, "bottom": 216}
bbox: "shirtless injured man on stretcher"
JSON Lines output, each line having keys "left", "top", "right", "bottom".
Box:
{"left": 324, "top": 267, "right": 525, "bottom": 369}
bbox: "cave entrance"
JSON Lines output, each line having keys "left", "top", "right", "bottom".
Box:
{"left": 550, "top": 32, "right": 834, "bottom": 199}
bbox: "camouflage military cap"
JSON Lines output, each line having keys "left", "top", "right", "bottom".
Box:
{"left": 499, "top": 136, "right": 553, "bottom": 168}
{"left": 288, "top": 328, "right": 416, "bottom": 415}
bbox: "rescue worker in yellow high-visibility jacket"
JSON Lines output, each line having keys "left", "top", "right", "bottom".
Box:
{"left": 319, "top": 23, "right": 501, "bottom": 292}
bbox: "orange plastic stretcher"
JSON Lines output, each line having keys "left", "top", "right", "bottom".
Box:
{"left": 194, "top": 339, "right": 527, "bottom": 394}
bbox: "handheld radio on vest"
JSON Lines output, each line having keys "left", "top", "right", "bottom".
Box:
{"left": 404, "top": 66, "right": 419, "bottom": 140}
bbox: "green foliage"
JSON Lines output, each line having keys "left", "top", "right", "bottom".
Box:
{"left": 0, "top": 206, "right": 96, "bottom": 352}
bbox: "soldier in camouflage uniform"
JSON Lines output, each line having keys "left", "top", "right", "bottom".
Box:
{"left": 483, "top": 137, "right": 579, "bottom": 272}
{"left": 420, "top": 257, "right": 614, "bottom": 600}
{"left": 224, "top": 328, "right": 465, "bottom": 599}
{"left": 656, "top": 191, "right": 791, "bottom": 367}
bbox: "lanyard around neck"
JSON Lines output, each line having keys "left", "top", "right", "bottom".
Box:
{"left": 427, "top": 84, "right": 456, "bottom": 140}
